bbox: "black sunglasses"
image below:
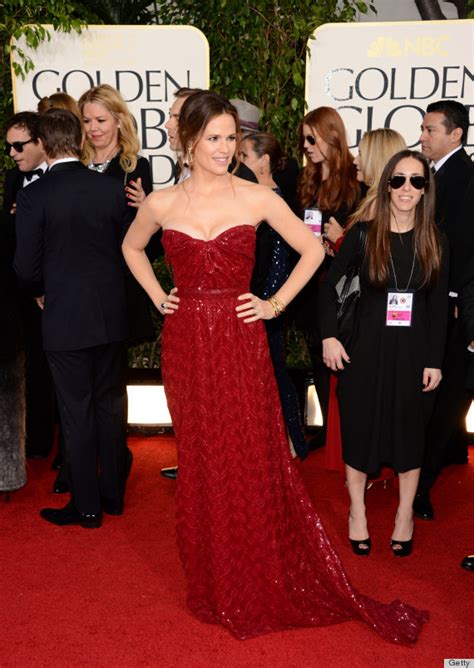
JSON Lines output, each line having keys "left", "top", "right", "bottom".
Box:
{"left": 304, "top": 135, "right": 316, "bottom": 146}
{"left": 5, "top": 139, "right": 34, "bottom": 154}
{"left": 389, "top": 175, "right": 426, "bottom": 190}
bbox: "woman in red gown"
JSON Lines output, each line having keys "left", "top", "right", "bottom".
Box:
{"left": 122, "top": 91, "right": 428, "bottom": 643}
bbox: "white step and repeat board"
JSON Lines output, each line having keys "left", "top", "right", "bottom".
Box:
{"left": 11, "top": 25, "right": 209, "bottom": 189}
{"left": 306, "top": 20, "right": 474, "bottom": 156}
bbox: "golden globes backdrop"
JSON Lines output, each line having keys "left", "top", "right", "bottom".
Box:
{"left": 306, "top": 20, "right": 474, "bottom": 156}
{"left": 11, "top": 25, "right": 209, "bottom": 188}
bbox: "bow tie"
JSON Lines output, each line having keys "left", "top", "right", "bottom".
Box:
{"left": 24, "top": 168, "right": 44, "bottom": 181}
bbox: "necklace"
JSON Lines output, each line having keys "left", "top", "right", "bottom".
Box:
{"left": 391, "top": 212, "right": 414, "bottom": 246}
{"left": 389, "top": 242, "right": 417, "bottom": 292}
{"left": 87, "top": 146, "right": 119, "bottom": 174}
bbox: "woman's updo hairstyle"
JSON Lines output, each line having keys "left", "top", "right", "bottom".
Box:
{"left": 243, "top": 131, "right": 286, "bottom": 174}
{"left": 178, "top": 91, "right": 241, "bottom": 169}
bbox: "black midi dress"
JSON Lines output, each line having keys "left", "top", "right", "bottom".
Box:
{"left": 319, "top": 223, "right": 449, "bottom": 474}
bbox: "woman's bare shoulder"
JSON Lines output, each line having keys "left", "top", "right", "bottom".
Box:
{"left": 231, "top": 175, "right": 275, "bottom": 200}
{"left": 145, "top": 183, "right": 182, "bottom": 211}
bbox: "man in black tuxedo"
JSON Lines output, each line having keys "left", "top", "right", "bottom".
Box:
{"left": 414, "top": 100, "right": 474, "bottom": 520}
{"left": 14, "top": 109, "right": 130, "bottom": 528}
{"left": 3, "top": 112, "right": 55, "bottom": 459}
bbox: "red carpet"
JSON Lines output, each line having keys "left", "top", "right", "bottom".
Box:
{"left": 2, "top": 436, "right": 473, "bottom": 666}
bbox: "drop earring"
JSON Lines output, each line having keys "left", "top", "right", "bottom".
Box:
{"left": 185, "top": 148, "right": 194, "bottom": 168}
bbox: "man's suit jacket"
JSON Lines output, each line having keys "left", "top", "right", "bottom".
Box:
{"left": 3, "top": 168, "right": 24, "bottom": 220}
{"left": 434, "top": 147, "right": 474, "bottom": 293}
{"left": 14, "top": 161, "right": 129, "bottom": 352}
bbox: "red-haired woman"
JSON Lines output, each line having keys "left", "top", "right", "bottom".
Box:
{"left": 319, "top": 150, "right": 449, "bottom": 557}
{"left": 293, "top": 106, "right": 360, "bottom": 447}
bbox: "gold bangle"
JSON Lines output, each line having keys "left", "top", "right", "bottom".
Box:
{"left": 268, "top": 295, "right": 286, "bottom": 318}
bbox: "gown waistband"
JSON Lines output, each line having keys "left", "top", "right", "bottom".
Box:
{"left": 177, "top": 287, "right": 248, "bottom": 298}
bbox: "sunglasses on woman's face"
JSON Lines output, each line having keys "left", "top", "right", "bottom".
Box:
{"left": 304, "top": 135, "right": 316, "bottom": 146}
{"left": 388, "top": 175, "right": 426, "bottom": 190}
{"left": 5, "top": 139, "right": 33, "bottom": 154}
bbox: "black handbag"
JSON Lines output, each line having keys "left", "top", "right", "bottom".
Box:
{"left": 335, "top": 225, "right": 367, "bottom": 350}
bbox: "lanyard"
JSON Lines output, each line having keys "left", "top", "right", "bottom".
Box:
{"left": 389, "top": 246, "right": 417, "bottom": 293}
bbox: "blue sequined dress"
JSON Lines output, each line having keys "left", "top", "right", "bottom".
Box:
{"left": 251, "top": 188, "right": 308, "bottom": 458}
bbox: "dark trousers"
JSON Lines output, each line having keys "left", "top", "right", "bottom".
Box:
{"left": 46, "top": 342, "right": 127, "bottom": 514}
{"left": 22, "top": 301, "right": 55, "bottom": 456}
{"left": 418, "top": 319, "right": 471, "bottom": 496}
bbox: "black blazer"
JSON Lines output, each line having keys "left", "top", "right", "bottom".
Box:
{"left": 3, "top": 168, "right": 24, "bottom": 219}
{"left": 14, "top": 161, "right": 129, "bottom": 352}
{"left": 434, "top": 148, "right": 474, "bottom": 292}
{"left": 0, "top": 207, "right": 22, "bottom": 359}
{"left": 105, "top": 154, "right": 153, "bottom": 197}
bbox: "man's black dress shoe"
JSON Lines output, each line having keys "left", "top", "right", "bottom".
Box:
{"left": 413, "top": 493, "right": 434, "bottom": 520}
{"left": 102, "top": 498, "right": 124, "bottom": 516}
{"left": 40, "top": 503, "right": 102, "bottom": 528}
{"left": 461, "top": 555, "right": 474, "bottom": 571}
{"left": 160, "top": 466, "right": 178, "bottom": 480}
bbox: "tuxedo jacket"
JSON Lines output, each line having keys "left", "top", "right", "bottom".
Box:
{"left": 3, "top": 168, "right": 24, "bottom": 219}
{"left": 435, "top": 148, "right": 474, "bottom": 293}
{"left": 14, "top": 161, "right": 129, "bottom": 352}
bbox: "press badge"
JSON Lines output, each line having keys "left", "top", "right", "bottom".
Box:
{"left": 386, "top": 292, "right": 413, "bottom": 327}
{"left": 304, "top": 208, "right": 322, "bottom": 237}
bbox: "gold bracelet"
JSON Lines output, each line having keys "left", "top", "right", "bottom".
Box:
{"left": 268, "top": 295, "right": 286, "bottom": 318}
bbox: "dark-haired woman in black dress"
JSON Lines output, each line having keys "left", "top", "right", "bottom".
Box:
{"left": 319, "top": 150, "right": 449, "bottom": 557}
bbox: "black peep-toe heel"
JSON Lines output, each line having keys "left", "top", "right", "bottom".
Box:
{"left": 390, "top": 538, "right": 413, "bottom": 557}
{"left": 349, "top": 537, "right": 372, "bottom": 556}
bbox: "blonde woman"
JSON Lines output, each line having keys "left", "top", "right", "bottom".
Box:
{"left": 324, "top": 128, "right": 407, "bottom": 250}
{"left": 78, "top": 84, "right": 152, "bottom": 209}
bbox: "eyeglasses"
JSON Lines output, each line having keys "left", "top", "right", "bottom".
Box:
{"left": 388, "top": 175, "right": 426, "bottom": 190}
{"left": 5, "top": 139, "right": 34, "bottom": 154}
{"left": 304, "top": 135, "right": 316, "bottom": 146}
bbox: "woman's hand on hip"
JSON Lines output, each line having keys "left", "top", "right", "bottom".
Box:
{"left": 322, "top": 337, "right": 350, "bottom": 371}
{"left": 236, "top": 293, "right": 275, "bottom": 323}
{"left": 157, "top": 287, "right": 179, "bottom": 315}
{"left": 422, "top": 368, "right": 442, "bottom": 392}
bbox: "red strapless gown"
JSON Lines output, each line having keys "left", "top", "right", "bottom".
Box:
{"left": 161, "top": 225, "right": 427, "bottom": 642}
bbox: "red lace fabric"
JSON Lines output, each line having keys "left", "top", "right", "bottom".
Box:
{"left": 161, "top": 225, "right": 428, "bottom": 643}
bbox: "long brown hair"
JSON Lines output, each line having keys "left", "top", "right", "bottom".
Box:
{"left": 351, "top": 128, "right": 407, "bottom": 224}
{"left": 367, "top": 149, "right": 440, "bottom": 287}
{"left": 297, "top": 107, "right": 359, "bottom": 212}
